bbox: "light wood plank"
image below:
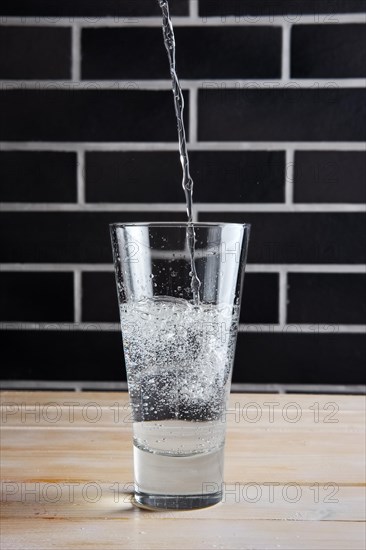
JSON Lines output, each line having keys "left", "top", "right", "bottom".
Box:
{"left": 1, "top": 427, "right": 364, "bottom": 484}
{"left": 1, "top": 391, "right": 365, "bottom": 550}
{"left": 1, "top": 518, "right": 365, "bottom": 550}
{"left": 1, "top": 482, "right": 364, "bottom": 521}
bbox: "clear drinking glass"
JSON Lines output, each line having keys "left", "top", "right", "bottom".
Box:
{"left": 110, "top": 222, "right": 250, "bottom": 510}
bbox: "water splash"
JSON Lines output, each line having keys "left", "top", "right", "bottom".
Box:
{"left": 157, "top": 0, "right": 201, "bottom": 303}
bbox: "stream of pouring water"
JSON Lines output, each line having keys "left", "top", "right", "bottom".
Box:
{"left": 157, "top": 0, "right": 201, "bottom": 303}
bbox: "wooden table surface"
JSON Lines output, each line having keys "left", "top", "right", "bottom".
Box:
{"left": 1, "top": 391, "right": 365, "bottom": 550}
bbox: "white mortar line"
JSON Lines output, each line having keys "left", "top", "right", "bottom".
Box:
{"left": 0, "top": 380, "right": 129, "bottom": 391}
{"left": 192, "top": 203, "right": 366, "bottom": 212}
{"left": 74, "top": 270, "right": 82, "bottom": 323}
{"left": 245, "top": 265, "right": 366, "bottom": 273}
{"left": 76, "top": 150, "right": 85, "bottom": 204}
{"left": 0, "top": 322, "right": 121, "bottom": 331}
{"left": 311, "top": 11, "right": 366, "bottom": 24}
{"left": 0, "top": 379, "right": 364, "bottom": 394}
{"left": 1, "top": 79, "right": 365, "bottom": 89}
{"left": 1, "top": 142, "right": 365, "bottom": 151}
{"left": 191, "top": 203, "right": 198, "bottom": 223}
{"left": 0, "top": 203, "right": 187, "bottom": 212}
{"left": 0, "top": 264, "right": 114, "bottom": 272}
{"left": 1, "top": 14, "right": 364, "bottom": 26}
{"left": 285, "top": 149, "right": 295, "bottom": 205}
{"left": 189, "top": 87, "right": 198, "bottom": 144}
{"left": 238, "top": 324, "right": 366, "bottom": 334}
{"left": 0, "top": 322, "right": 364, "bottom": 333}
{"left": 189, "top": 0, "right": 199, "bottom": 20}
{"left": 1, "top": 264, "right": 364, "bottom": 273}
{"left": 281, "top": 22, "right": 291, "bottom": 80}
{"left": 279, "top": 270, "right": 288, "bottom": 326}
{"left": 71, "top": 25, "right": 81, "bottom": 81}
{"left": 1, "top": 203, "right": 364, "bottom": 212}
{"left": 232, "top": 383, "right": 366, "bottom": 394}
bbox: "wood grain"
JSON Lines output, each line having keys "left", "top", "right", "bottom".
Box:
{"left": 1, "top": 391, "right": 365, "bottom": 550}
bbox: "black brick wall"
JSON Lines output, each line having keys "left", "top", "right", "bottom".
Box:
{"left": 198, "top": 88, "right": 365, "bottom": 142}
{"left": 85, "top": 151, "right": 286, "bottom": 203}
{"left": 0, "top": 1, "right": 365, "bottom": 387}
{"left": 0, "top": 27, "right": 71, "bottom": 79}
{"left": 82, "top": 26, "right": 282, "bottom": 79}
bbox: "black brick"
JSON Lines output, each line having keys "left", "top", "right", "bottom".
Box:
{"left": 0, "top": 26, "right": 71, "bottom": 80}
{"left": 198, "top": 88, "right": 366, "bottom": 141}
{"left": 198, "top": 212, "right": 366, "bottom": 264}
{"left": 0, "top": 90, "right": 188, "bottom": 142}
{"left": 0, "top": 0, "right": 188, "bottom": 17}
{"left": 85, "top": 151, "right": 183, "bottom": 203}
{"left": 82, "top": 26, "right": 281, "bottom": 80}
{"left": 233, "top": 332, "right": 365, "bottom": 384}
{"left": 241, "top": 273, "right": 279, "bottom": 323}
{"left": 193, "top": 152, "right": 285, "bottom": 202}
{"left": 199, "top": 1, "right": 366, "bottom": 16}
{"left": 85, "top": 151, "right": 285, "bottom": 203}
{"left": 1, "top": 330, "right": 364, "bottom": 384}
{"left": 0, "top": 272, "right": 74, "bottom": 322}
{"left": 82, "top": 271, "right": 279, "bottom": 324}
{"left": 294, "top": 151, "right": 366, "bottom": 203}
{"left": 0, "top": 212, "right": 187, "bottom": 264}
{"left": 0, "top": 330, "right": 125, "bottom": 381}
{"left": 288, "top": 273, "right": 366, "bottom": 324}
{"left": 292, "top": 24, "right": 366, "bottom": 78}
{"left": 82, "top": 272, "right": 119, "bottom": 322}
{"left": 0, "top": 152, "right": 77, "bottom": 203}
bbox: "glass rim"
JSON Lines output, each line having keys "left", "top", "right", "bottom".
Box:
{"left": 110, "top": 221, "right": 251, "bottom": 229}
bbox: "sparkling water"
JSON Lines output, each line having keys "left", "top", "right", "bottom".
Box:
{"left": 120, "top": 296, "right": 240, "bottom": 502}
{"left": 121, "top": 297, "right": 240, "bottom": 423}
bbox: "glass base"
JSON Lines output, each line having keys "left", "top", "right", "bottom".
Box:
{"left": 133, "top": 490, "right": 222, "bottom": 510}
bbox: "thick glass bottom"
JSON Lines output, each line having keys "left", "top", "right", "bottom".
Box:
{"left": 133, "top": 490, "right": 222, "bottom": 510}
